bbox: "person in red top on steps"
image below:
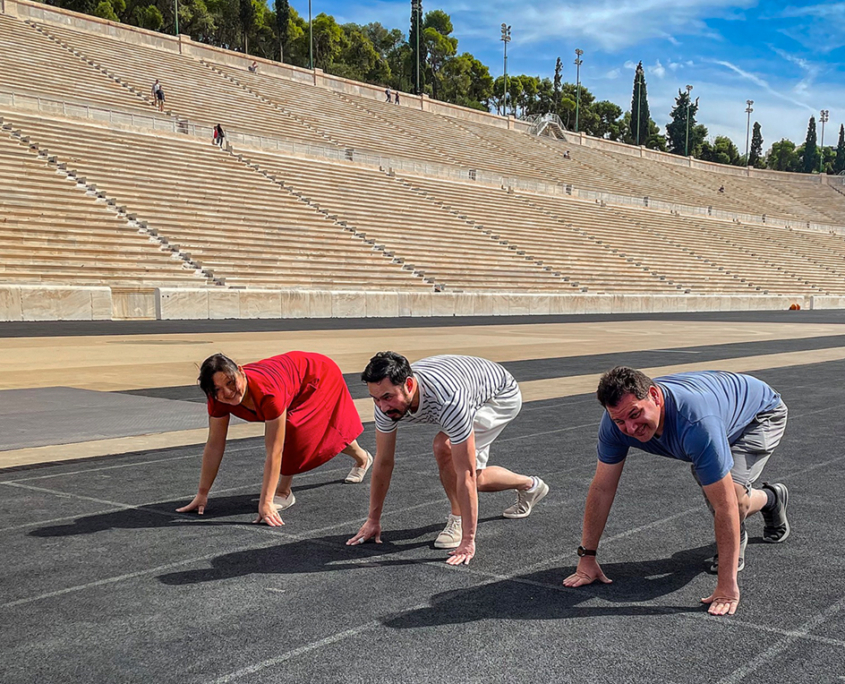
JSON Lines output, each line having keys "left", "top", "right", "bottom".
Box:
{"left": 177, "top": 352, "right": 373, "bottom": 526}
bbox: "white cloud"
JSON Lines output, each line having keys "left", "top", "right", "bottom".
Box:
{"left": 449, "top": 0, "right": 755, "bottom": 52}
{"left": 776, "top": 3, "right": 845, "bottom": 53}
{"left": 709, "top": 60, "right": 816, "bottom": 114}
{"left": 768, "top": 46, "right": 820, "bottom": 96}
{"left": 605, "top": 68, "right": 621, "bottom": 79}
{"left": 652, "top": 59, "right": 666, "bottom": 79}
{"left": 624, "top": 60, "right": 638, "bottom": 70}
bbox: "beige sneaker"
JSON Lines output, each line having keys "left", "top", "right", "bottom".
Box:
{"left": 503, "top": 478, "right": 549, "bottom": 519}
{"left": 344, "top": 451, "right": 373, "bottom": 484}
{"left": 434, "top": 514, "right": 462, "bottom": 549}
{"left": 272, "top": 492, "right": 296, "bottom": 511}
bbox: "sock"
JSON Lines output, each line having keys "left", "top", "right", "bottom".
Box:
{"left": 760, "top": 488, "right": 777, "bottom": 512}
{"left": 525, "top": 477, "right": 539, "bottom": 493}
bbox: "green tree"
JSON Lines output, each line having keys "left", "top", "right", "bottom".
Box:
{"left": 421, "top": 10, "right": 457, "bottom": 101}
{"left": 408, "top": 2, "right": 425, "bottom": 94}
{"left": 834, "top": 124, "right": 845, "bottom": 175}
{"left": 553, "top": 58, "right": 562, "bottom": 119}
{"left": 93, "top": 0, "right": 119, "bottom": 21}
{"left": 239, "top": 0, "right": 256, "bottom": 53}
{"left": 666, "top": 89, "right": 704, "bottom": 156}
{"left": 333, "top": 24, "right": 389, "bottom": 82}
{"left": 311, "top": 13, "right": 344, "bottom": 71}
{"left": 767, "top": 139, "right": 800, "bottom": 172}
{"left": 698, "top": 135, "right": 741, "bottom": 166}
{"left": 629, "top": 61, "right": 651, "bottom": 146}
{"left": 593, "top": 100, "right": 623, "bottom": 140}
{"left": 131, "top": 4, "right": 163, "bottom": 30}
{"left": 749, "top": 122, "right": 764, "bottom": 168}
{"left": 274, "top": 0, "right": 289, "bottom": 62}
{"left": 802, "top": 116, "right": 820, "bottom": 173}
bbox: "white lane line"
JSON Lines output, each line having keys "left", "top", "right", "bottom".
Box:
{"left": 1, "top": 536, "right": 283, "bottom": 609}
{"left": 716, "top": 595, "right": 845, "bottom": 684}
{"left": 651, "top": 349, "right": 703, "bottom": 354}
{"left": 209, "top": 618, "right": 386, "bottom": 684}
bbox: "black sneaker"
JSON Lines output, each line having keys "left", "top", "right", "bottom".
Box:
{"left": 708, "top": 525, "right": 748, "bottom": 574}
{"left": 761, "top": 482, "right": 790, "bottom": 543}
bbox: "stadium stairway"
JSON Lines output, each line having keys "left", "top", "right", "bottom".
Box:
{"left": 2, "top": 112, "right": 426, "bottom": 291}
{"left": 0, "top": 119, "right": 208, "bottom": 287}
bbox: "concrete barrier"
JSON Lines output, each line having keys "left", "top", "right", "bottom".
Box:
{"left": 0, "top": 285, "right": 111, "bottom": 320}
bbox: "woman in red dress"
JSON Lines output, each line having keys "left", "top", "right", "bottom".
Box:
{"left": 177, "top": 352, "right": 372, "bottom": 526}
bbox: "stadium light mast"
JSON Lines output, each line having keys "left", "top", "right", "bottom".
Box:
{"left": 412, "top": 0, "right": 422, "bottom": 95}
{"left": 574, "top": 48, "right": 583, "bottom": 132}
{"left": 745, "top": 100, "right": 754, "bottom": 166}
{"left": 309, "top": 0, "right": 314, "bottom": 71}
{"left": 684, "top": 84, "right": 693, "bottom": 157}
{"left": 174, "top": 0, "right": 179, "bottom": 35}
{"left": 501, "top": 24, "right": 511, "bottom": 116}
{"left": 820, "top": 109, "right": 830, "bottom": 173}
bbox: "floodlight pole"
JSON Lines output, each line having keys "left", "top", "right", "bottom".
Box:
{"left": 501, "top": 24, "right": 511, "bottom": 116}
{"left": 174, "top": 0, "right": 179, "bottom": 35}
{"left": 309, "top": 0, "right": 314, "bottom": 71}
{"left": 745, "top": 100, "right": 754, "bottom": 166}
{"left": 412, "top": 0, "right": 422, "bottom": 95}
{"left": 574, "top": 48, "right": 583, "bottom": 132}
{"left": 684, "top": 84, "right": 693, "bottom": 157}
{"left": 820, "top": 109, "right": 830, "bottom": 173}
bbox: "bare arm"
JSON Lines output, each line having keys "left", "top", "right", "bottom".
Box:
{"left": 347, "top": 429, "right": 396, "bottom": 545}
{"left": 255, "top": 413, "right": 287, "bottom": 527}
{"left": 700, "top": 473, "right": 741, "bottom": 615}
{"left": 445, "top": 432, "right": 478, "bottom": 566}
{"left": 563, "top": 459, "right": 625, "bottom": 587}
{"left": 176, "top": 415, "right": 230, "bottom": 514}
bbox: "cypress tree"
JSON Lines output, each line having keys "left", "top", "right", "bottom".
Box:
{"left": 274, "top": 0, "right": 290, "bottom": 62}
{"left": 553, "top": 57, "right": 562, "bottom": 119}
{"left": 834, "top": 124, "right": 845, "bottom": 175}
{"left": 629, "top": 61, "right": 650, "bottom": 146}
{"left": 409, "top": 0, "right": 425, "bottom": 94}
{"left": 749, "top": 122, "right": 763, "bottom": 168}
{"left": 803, "top": 116, "right": 820, "bottom": 173}
{"left": 666, "top": 89, "right": 700, "bottom": 155}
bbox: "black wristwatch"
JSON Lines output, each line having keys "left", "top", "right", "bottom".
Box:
{"left": 577, "top": 545, "right": 597, "bottom": 557}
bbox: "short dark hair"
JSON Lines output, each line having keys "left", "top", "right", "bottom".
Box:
{"left": 198, "top": 353, "right": 240, "bottom": 398}
{"left": 596, "top": 366, "right": 655, "bottom": 408}
{"left": 361, "top": 351, "right": 413, "bottom": 385}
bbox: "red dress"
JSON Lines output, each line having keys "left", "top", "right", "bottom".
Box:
{"left": 207, "top": 351, "right": 363, "bottom": 476}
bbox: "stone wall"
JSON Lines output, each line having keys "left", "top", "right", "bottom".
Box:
{"left": 0, "top": 285, "right": 826, "bottom": 321}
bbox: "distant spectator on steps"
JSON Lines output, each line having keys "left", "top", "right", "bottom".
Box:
{"left": 213, "top": 124, "right": 225, "bottom": 148}
{"left": 394, "top": 91, "right": 400, "bottom": 105}
{"left": 151, "top": 79, "right": 165, "bottom": 111}
{"left": 385, "top": 88, "right": 392, "bottom": 103}
{"left": 248, "top": 61, "right": 258, "bottom": 73}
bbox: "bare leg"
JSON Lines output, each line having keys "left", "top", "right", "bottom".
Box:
{"left": 736, "top": 484, "right": 767, "bottom": 521}
{"left": 274, "top": 474, "right": 293, "bottom": 498}
{"left": 476, "top": 466, "right": 533, "bottom": 492}
{"left": 433, "top": 432, "right": 461, "bottom": 516}
{"left": 341, "top": 439, "right": 369, "bottom": 467}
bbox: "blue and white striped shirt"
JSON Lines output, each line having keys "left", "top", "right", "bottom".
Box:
{"left": 373, "top": 355, "right": 519, "bottom": 444}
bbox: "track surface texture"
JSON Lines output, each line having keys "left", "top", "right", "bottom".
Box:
{"left": 1, "top": 311, "right": 844, "bottom": 684}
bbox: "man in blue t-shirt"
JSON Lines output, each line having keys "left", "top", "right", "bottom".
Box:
{"left": 563, "top": 367, "right": 790, "bottom": 617}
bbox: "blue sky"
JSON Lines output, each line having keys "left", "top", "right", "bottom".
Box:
{"left": 293, "top": 0, "right": 844, "bottom": 152}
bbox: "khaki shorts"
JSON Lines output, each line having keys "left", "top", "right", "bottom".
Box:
{"left": 472, "top": 388, "right": 523, "bottom": 470}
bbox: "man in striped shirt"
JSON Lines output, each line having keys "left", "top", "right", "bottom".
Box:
{"left": 346, "top": 352, "right": 549, "bottom": 565}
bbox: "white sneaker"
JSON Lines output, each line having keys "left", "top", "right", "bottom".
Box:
{"left": 272, "top": 492, "right": 296, "bottom": 511}
{"left": 344, "top": 451, "right": 373, "bottom": 484}
{"left": 434, "top": 514, "right": 462, "bottom": 549}
{"left": 503, "top": 478, "right": 549, "bottom": 519}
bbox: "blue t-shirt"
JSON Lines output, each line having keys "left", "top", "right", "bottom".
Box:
{"left": 597, "top": 371, "right": 781, "bottom": 486}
